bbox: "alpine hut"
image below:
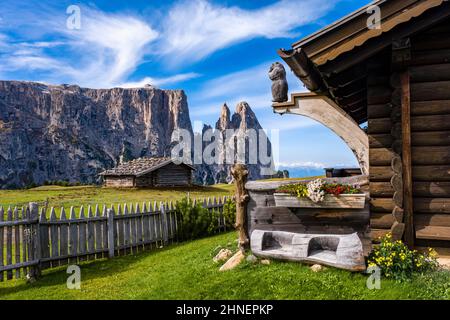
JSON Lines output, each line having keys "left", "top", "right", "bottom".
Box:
{"left": 100, "top": 157, "right": 194, "bottom": 187}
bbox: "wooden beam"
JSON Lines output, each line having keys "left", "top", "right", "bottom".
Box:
{"left": 401, "top": 70, "right": 415, "bottom": 248}
{"left": 273, "top": 93, "right": 369, "bottom": 175}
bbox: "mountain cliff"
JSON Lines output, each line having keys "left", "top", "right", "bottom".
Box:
{"left": 194, "top": 102, "right": 274, "bottom": 185}
{"left": 0, "top": 80, "right": 271, "bottom": 188}
{"left": 0, "top": 81, "right": 192, "bottom": 188}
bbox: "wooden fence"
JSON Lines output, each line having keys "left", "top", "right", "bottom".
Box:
{"left": 0, "top": 196, "right": 231, "bottom": 282}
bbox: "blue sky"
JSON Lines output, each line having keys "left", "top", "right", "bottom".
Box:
{"left": 0, "top": 0, "right": 369, "bottom": 169}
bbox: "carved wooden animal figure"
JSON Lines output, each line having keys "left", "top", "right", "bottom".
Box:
{"left": 231, "top": 164, "right": 250, "bottom": 251}
{"left": 269, "top": 62, "right": 288, "bottom": 103}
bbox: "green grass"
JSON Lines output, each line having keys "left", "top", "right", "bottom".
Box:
{"left": 0, "top": 177, "right": 324, "bottom": 211}
{"left": 0, "top": 232, "right": 448, "bottom": 300}
{"left": 0, "top": 184, "right": 235, "bottom": 212}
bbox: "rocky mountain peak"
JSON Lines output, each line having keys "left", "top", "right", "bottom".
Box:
{"left": 194, "top": 101, "right": 273, "bottom": 185}
{"left": 215, "top": 103, "right": 231, "bottom": 130}
{"left": 231, "top": 101, "right": 260, "bottom": 130}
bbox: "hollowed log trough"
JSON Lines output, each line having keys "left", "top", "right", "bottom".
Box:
{"left": 251, "top": 230, "right": 366, "bottom": 271}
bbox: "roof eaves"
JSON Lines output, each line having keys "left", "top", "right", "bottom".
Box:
{"left": 292, "top": 0, "right": 387, "bottom": 49}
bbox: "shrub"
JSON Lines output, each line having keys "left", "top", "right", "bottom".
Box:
{"left": 222, "top": 198, "right": 236, "bottom": 229}
{"left": 368, "top": 233, "right": 440, "bottom": 281}
{"left": 24, "top": 182, "right": 38, "bottom": 189}
{"left": 175, "top": 197, "right": 217, "bottom": 241}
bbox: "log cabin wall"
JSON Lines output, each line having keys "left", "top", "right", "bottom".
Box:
{"left": 367, "top": 50, "right": 398, "bottom": 243}
{"left": 104, "top": 176, "right": 135, "bottom": 187}
{"left": 368, "top": 19, "right": 450, "bottom": 247}
{"left": 408, "top": 20, "right": 450, "bottom": 247}
{"left": 154, "top": 163, "right": 192, "bottom": 187}
{"left": 135, "top": 172, "right": 156, "bottom": 187}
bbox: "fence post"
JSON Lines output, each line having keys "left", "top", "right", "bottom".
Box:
{"left": 160, "top": 202, "right": 169, "bottom": 246}
{"left": 107, "top": 209, "right": 115, "bottom": 258}
{"left": 28, "top": 202, "right": 41, "bottom": 280}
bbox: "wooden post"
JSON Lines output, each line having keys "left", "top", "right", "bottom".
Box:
{"left": 28, "top": 202, "right": 41, "bottom": 280}
{"left": 160, "top": 202, "right": 169, "bottom": 246}
{"left": 231, "top": 164, "right": 250, "bottom": 252}
{"left": 39, "top": 208, "right": 50, "bottom": 269}
{"left": 401, "top": 70, "right": 414, "bottom": 248}
{"left": 392, "top": 38, "right": 414, "bottom": 248}
{"left": 107, "top": 209, "right": 115, "bottom": 258}
{"left": 0, "top": 207, "right": 3, "bottom": 282}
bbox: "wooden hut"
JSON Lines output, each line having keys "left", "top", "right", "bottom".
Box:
{"left": 100, "top": 157, "right": 194, "bottom": 187}
{"left": 268, "top": 0, "right": 450, "bottom": 251}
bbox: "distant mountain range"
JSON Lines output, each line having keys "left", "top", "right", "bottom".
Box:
{"left": 277, "top": 166, "right": 325, "bottom": 178}
{"left": 0, "top": 80, "right": 272, "bottom": 188}
{"left": 277, "top": 165, "right": 359, "bottom": 178}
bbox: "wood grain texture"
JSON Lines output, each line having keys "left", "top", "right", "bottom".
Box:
{"left": 401, "top": 70, "right": 414, "bottom": 248}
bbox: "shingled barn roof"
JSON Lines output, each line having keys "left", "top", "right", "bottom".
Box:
{"left": 100, "top": 157, "right": 194, "bottom": 177}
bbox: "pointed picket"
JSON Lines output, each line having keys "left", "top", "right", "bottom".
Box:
{"left": 142, "top": 202, "right": 150, "bottom": 248}
{"left": 59, "top": 207, "right": 68, "bottom": 264}
{"left": 116, "top": 204, "right": 124, "bottom": 255}
{"left": 68, "top": 207, "right": 78, "bottom": 264}
{"left": 78, "top": 206, "right": 87, "bottom": 261}
{"left": 49, "top": 208, "right": 59, "bottom": 267}
{"left": 123, "top": 204, "right": 130, "bottom": 254}
{"left": 6, "top": 207, "right": 13, "bottom": 280}
{"left": 0, "top": 206, "right": 4, "bottom": 281}
{"left": 102, "top": 205, "right": 108, "bottom": 251}
{"left": 39, "top": 208, "right": 50, "bottom": 269}
{"left": 87, "top": 206, "right": 95, "bottom": 260}
{"left": 148, "top": 201, "right": 156, "bottom": 245}
{"left": 135, "top": 203, "right": 142, "bottom": 251}
{"left": 94, "top": 204, "right": 103, "bottom": 258}
{"left": 130, "top": 203, "right": 137, "bottom": 251}
{"left": 13, "top": 207, "right": 21, "bottom": 278}
{"left": 21, "top": 206, "right": 29, "bottom": 274}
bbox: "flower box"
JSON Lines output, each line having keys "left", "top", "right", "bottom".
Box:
{"left": 273, "top": 193, "right": 366, "bottom": 209}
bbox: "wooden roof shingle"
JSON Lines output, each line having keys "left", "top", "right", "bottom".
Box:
{"left": 100, "top": 157, "right": 194, "bottom": 177}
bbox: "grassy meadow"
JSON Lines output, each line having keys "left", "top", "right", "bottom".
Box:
{"left": 0, "top": 232, "right": 448, "bottom": 300}
{"left": 0, "top": 184, "right": 235, "bottom": 213}
{"left": 0, "top": 176, "right": 319, "bottom": 214}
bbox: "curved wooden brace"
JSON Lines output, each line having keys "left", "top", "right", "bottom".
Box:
{"left": 273, "top": 93, "right": 369, "bottom": 175}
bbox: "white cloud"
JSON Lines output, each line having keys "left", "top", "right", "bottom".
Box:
{"left": 1, "top": 7, "right": 159, "bottom": 88}
{"left": 18, "top": 41, "right": 67, "bottom": 48}
{"left": 71, "top": 10, "right": 158, "bottom": 86}
{"left": 0, "top": 0, "right": 339, "bottom": 88}
{"left": 119, "top": 72, "right": 201, "bottom": 88}
{"left": 275, "top": 161, "right": 325, "bottom": 168}
{"left": 159, "top": 0, "right": 336, "bottom": 65}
